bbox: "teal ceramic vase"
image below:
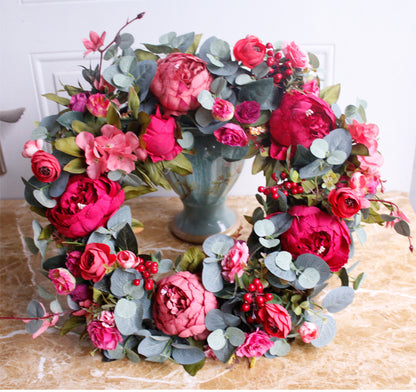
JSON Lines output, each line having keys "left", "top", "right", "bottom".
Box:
{"left": 164, "top": 130, "right": 245, "bottom": 244}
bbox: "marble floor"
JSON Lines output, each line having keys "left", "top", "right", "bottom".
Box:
{"left": 0, "top": 193, "right": 415, "bottom": 389}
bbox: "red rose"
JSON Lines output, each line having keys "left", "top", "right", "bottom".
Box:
{"left": 269, "top": 90, "right": 336, "bottom": 160}
{"left": 233, "top": 35, "right": 266, "bottom": 69}
{"left": 79, "top": 243, "right": 116, "bottom": 282}
{"left": 280, "top": 205, "right": 351, "bottom": 272}
{"left": 328, "top": 187, "right": 362, "bottom": 218}
{"left": 150, "top": 52, "right": 213, "bottom": 116}
{"left": 257, "top": 303, "right": 292, "bottom": 338}
{"left": 31, "top": 151, "right": 61, "bottom": 183}
{"left": 140, "top": 107, "right": 182, "bottom": 162}
{"left": 46, "top": 175, "right": 124, "bottom": 239}
{"left": 152, "top": 271, "right": 218, "bottom": 340}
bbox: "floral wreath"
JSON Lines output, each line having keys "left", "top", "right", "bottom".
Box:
{"left": 4, "top": 13, "right": 413, "bottom": 376}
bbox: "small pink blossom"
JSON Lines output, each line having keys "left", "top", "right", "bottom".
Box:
{"left": 69, "top": 92, "right": 89, "bottom": 112}
{"left": 235, "top": 329, "right": 274, "bottom": 358}
{"left": 116, "top": 250, "right": 139, "bottom": 269}
{"left": 212, "top": 98, "right": 235, "bottom": 122}
{"left": 298, "top": 321, "right": 319, "bottom": 343}
{"left": 282, "top": 41, "right": 310, "bottom": 69}
{"left": 86, "top": 93, "right": 111, "bottom": 118}
{"left": 22, "top": 140, "right": 43, "bottom": 158}
{"left": 82, "top": 31, "right": 106, "bottom": 57}
{"left": 99, "top": 310, "right": 117, "bottom": 328}
{"left": 348, "top": 120, "right": 379, "bottom": 154}
{"left": 22, "top": 302, "right": 59, "bottom": 339}
{"left": 48, "top": 268, "right": 76, "bottom": 295}
{"left": 221, "top": 240, "right": 249, "bottom": 283}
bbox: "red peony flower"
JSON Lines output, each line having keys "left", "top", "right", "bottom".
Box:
{"left": 31, "top": 150, "right": 61, "bottom": 183}
{"left": 269, "top": 90, "right": 336, "bottom": 160}
{"left": 257, "top": 303, "right": 292, "bottom": 338}
{"left": 79, "top": 243, "right": 116, "bottom": 283}
{"left": 152, "top": 271, "right": 218, "bottom": 340}
{"left": 233, "top": 35, "right": 266, "bottom": 69}
{"left": 280, "top": 205, "right": 351, "bottom": 272}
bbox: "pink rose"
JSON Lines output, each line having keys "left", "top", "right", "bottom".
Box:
{"left": 233, "top": 35, "right": 266, "bottom": 69}
{"left": 150, "top": 53, "right": 213, "bottom": 116}
{"left": 214, "top": 123, "right": 248, "bottom": 147}
{"left": 86, "top": 93, "right": 111, "bottom": 117}
{"left": 282, "top": 41, "right": 310, "bottom": 69}
{"left": 87, "top": 311, "right": 122, "bottom": 351}
{"left": 31, "top": 150, "right": 61, "bottom": 183}
{"left": 140, "top": 106, "right": 182, "bottom": 162}
{"left": 298, "top": 321, "right": 319, "bottom": 343}
{"left": 257, "top": 303, "right": 292, "bottom": 338}
{"left": 348, "top": 120, "right": 379, "bottom": 154}
{"left": 280, "top": 205, "right": 351, "bottom": 272}
{"left": 22, "top": 139, "right": 43, "bottom": 158}
{"left": 48, "top": 268, "right": 76, "bottom": 295}
{"left": 68, "top": 92, "right": 89, "bottom": 112}
{"left": 269, "top": 90, "right": 336, "bottom": 160}
{"left": 79, "top": 243, "right": 116, "bottom": 283}
{"left": 328, "top": 187, "right": 362, "bottom": 218}
{"left": 65, "top": 250, "right": 82, "bottom": 277}
{"left": 234, "top": 101, "right": 261, "bottom": 124}
{"left": 221, "top": 240, "right": 249, "bottom": 283}
{"left": 235, "top": 329, "right": 274, "bottom": 358}
{"left": 116, "top": 250, "right": 139, "bottom": 269}
{"left": 212, "top": 98, "right": 234, "bottom": 121}
{"left": 46, "top": 175, "right": 125, "bottom": 239}
{"left": 152, "top": 271, "right": 218, "bottom": 340}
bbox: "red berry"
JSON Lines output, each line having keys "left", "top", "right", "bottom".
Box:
{"left": 272, "top": 192, "right": 279, "bottom": 200}
{"left": 284, "top": 182, "right": 292, "bottom": 190}
{"left": 283, "top": 190, "right": 289, "bottom": 197}
{"left": 271, "top": 173, "right": 277, "bottom": 181}
{"left": 138, "top": 264, "right": 145, "bottom": 273}
{"left": 270, "top": 186, "right": 277, "bottom": 193}
{"left": 285, "top": 68, "right": 293, "bottom": 76}
{"left": 247, "top": 316, "right": 255, "bottom": 324}
{"left": 150, "top": 266, "right": 158, "bottom": 274}
{"left": 285, "top": 61, "right": 292, "bottom": 68}
{"left": 266, "top": 42, "right": 273, "bottom": 49}
{"left": 256, "top": 296, "right": 265, "bottom": 305}
{"left": 266, "top": 49, "right": 274, "bottom": 57}
{"left": 253, "top": 278, "right": 261, "bottom": 286}
{"left": 143, "top": 271, "right": 150, "bottom": 279}
{"left": 133, "top": 279, "right": 141, "bottom": 286}
{"left": 273, "top": 73, "right": 283, "bottom": 83}
{"left": 291, "top": 188, "right": 298, "bottom": 195}
{"left": 274, "top": 52, "right": 282, "bottom": 60}
{"left": 258, "top": 186, "right": 265, "bottom": 193}
{"left": 280, "top": 172, "right": 288, "bottom": 180}
{"left": 265, "top": 293, "right": 274, "bottom": 302}
{"left": 144, "top": 279, "right": 154, "bottom": 290}
{"left": 266, "top": 57, "right": 275, "bottom": 66}
{"left": 243, "top": 293, "right": 252, "bottom": 303}
{"left": 264, "top": 188, "right": 270, "bottom": 196}
{"left": 247, "top": 283, "right": 256, "bottom": 292}
{"left": 241, "top": 303, "right": 251, "bottom": 312}
{"left": 297, "top": 186, "right": 304, "bottom": 194}
{"left": 145, "top": 261, "right": 152, "bottom": 269}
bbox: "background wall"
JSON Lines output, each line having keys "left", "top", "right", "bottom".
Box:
{"left": 1, "top": 0, "right": 415, "bottom": 202}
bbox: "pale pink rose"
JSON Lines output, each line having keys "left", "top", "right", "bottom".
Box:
{"left": 99, "top": 310, "right": 116, "bottom": 328}
{"left": 82, "top": 31, "right": 106, "bottom": 57}
{"left": 86, "top": 93, "right": 111, "bottom": 118}
{"left": 87, "top": 313, "right": 122, "bottom": 351}
{"left": 22, "top": 302, "right": 59, "bottom": 339}
{"left": 22, "top": 139, "right": 44, "bottom": 158}
{"left": 234, "top": 101, "right": 261, "bottom": 124}
{"left": 282, "top": 41, "right": 310, "bottom": 69}
{"left": 150, "top": 52, "right": 213, "bottom": 116}
{"left": 235, "top": 329, "right": 274, "bottom": 358}
{"left": 298, "top": 321, "right": 319, "bottom": 343}
{"left": 68, "top": 92, "right": 89, "bottom": 112}
{"left": 348, "top": 120, "right": 379, "bottom": 154}
{"left": 48, "top": 268, "right": 76, "bottom": 295}
{"left": 348, "top": 172, "right": 371, "bottom": 208}
{"left": 214, "top": 123, "right": 248, "bottom": 147}
{"left": 212, "top": 98, "right": 235, "bottom": 121}
{"left": 65, "top": 250, "right": 82, "bottom": 278}
{"left": 221, "top": 240, "right": 249, "bottom": 283}
{"left": 116, "top": 250, "right": 139, "bottom": 269}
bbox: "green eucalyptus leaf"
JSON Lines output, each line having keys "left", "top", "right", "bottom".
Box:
{"left": 322, "top": 286, "right": 355, "bottom": 313}
{"left": 116, "top": 33, "right": 134, "bottom": 49}
{"left": 269, "top": 339, "right": 290, "bottom": 356}
{"left": 207, "top": 329, "right": 226, "bottom": 350}
{"left": 172, "top": 346, "right": 205, "bottom": 365}
{"left": 297, "top": 267, "right": 320, "bottom": 289}
{"left": 254, "top": 219, "right": 275, "bottom": 237}
{"left": 259, "top": 237, "right": 280, "bottom": 248}
{"left": 225, "top": 327, "right": 245, "bottom": 347}
{"left": 265, "top": 252, "right": 296, "bottom": 282}
{"left": 202, "top": 260, "right": 223, "bottom": 293}
{"left": 310, "top": 139, "right": 329, "bottom": 159}
{"left": 353, "top": 272, "right": 367, "bottom": 290}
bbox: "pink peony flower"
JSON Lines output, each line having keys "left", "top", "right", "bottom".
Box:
{"left": 86, "top": 93, "right": 111, "bottom": 118}
{"left": 221, "top": 240, "right": 249, "bottom": 283}
{"left": 31, "top": 150, "right": 61, "bottom": 183}
{"left": 348, "top": 120, "right": 379, "bottom": 154}
{"left": 79, "top": 243, "right": 116, "bottom": 283}
{"left": 212, "top": 98, "right": 235, "bottom": 122}
{"left": 140, "top": 106, "right": 182, "bottom": 162}
{"left": 116, "top": 250, "right": 139, "bottom": 269}
{"left": 65, "top": 250, "right": 82, "bottom": 278}
{"left": 87, "top": 312, "right": 122, "bottom": 351}
{"left": 152, "top": 271, "right": 218, "bottom": 340}
{"left": 46, "top": 174, "right": 125, "bottom": 239}
{"left": 328, "top": 187, "right": 362, "bottom": 219}
{"left": 257, "top": 303, "right": 292, "bottom": 338}
{"left": 234, "top": 101, "right": 261, "bottom": 124}
{"left": 235, "top": 329, "right": 274, "bottom": 358}
{"left": 269, "top": 90, "right": 336, "bottom": 160}
{"left": 68, "top": 92, "right": 89, "bottom": 112}
{"left": 233, "top": 35, "right": 266, "bottom": 69}
{"left": 22, "top": 139, "right": 43, "bottom": 158}
{"left": 298, "top": 321, "right": 319, "bottom": 343}
{"left": 150, "top": 52, "right": 213, "bottom": 116}
{"left": 82, "top": 31, "right": 106, "bottom": 57}
{"left": 282, "top": 41, "right": 310, "bottom": 69}
{"left": 214, "top": 123, "right": 248, "bottom": 147}
{"left": 22, "top": 302, "right": 59, "bottom": 339}
{"left": 48, "top": 268, "right": 76, "bottom": 295}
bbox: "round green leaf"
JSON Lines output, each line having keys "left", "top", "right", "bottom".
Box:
{"left": 275, "top": 251, "right": 292, "bottom": 271}
{"left": 297, "top": 267, "right": 320, "bottom": 289}
{"left": 265, "top": 252, "right": 296, "bottom": 282}
{"left": 113, "top": 73, "right": 134, "bottom": 89}
{"left": 115, "top": 298, "right": 137, "bottom": 318}
{"left": 327, "top": 150, "right": 347, "bottom": 165}
{"left": 226, "top": 327, "right": 245, "bottom": 347}
{"left": 310, "top": 139, "right": 329, "bottom": 159}
{"left": 197, "top": 90, "right": 215, "bottom": 110}
{"left": 177, "top": 131, "right": 194, "bottom": 150}
{"left": 259, "top": 237, "right": 280, "bottom": 248}
{"left": 322, "top": 286, "right": 355, "bottom": 313}
{"left": 254, "top": 219, "right": 275, "bottom": 237}
{"left": 207, "top": 329, "right": 226, "bottom": 350}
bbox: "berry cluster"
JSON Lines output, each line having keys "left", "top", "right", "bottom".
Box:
{"left": 241, "top": 279, "right": 274, "bottom": 323}
{"left": 132, "top": 258, "right": 158, "bottom": 290}
{"left": 258, "top": 172, "right": 304, "bottom": 200}
{"left": 265, "top": 43, "right": 293, "bottom": 85}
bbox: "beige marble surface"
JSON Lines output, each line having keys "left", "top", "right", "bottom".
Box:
{"left": 0, "top": 192, "right": 415, "bottom": 390}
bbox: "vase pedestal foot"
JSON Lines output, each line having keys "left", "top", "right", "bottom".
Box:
{"left": 168, "top": 204, "right": 240, "bottom": 244}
